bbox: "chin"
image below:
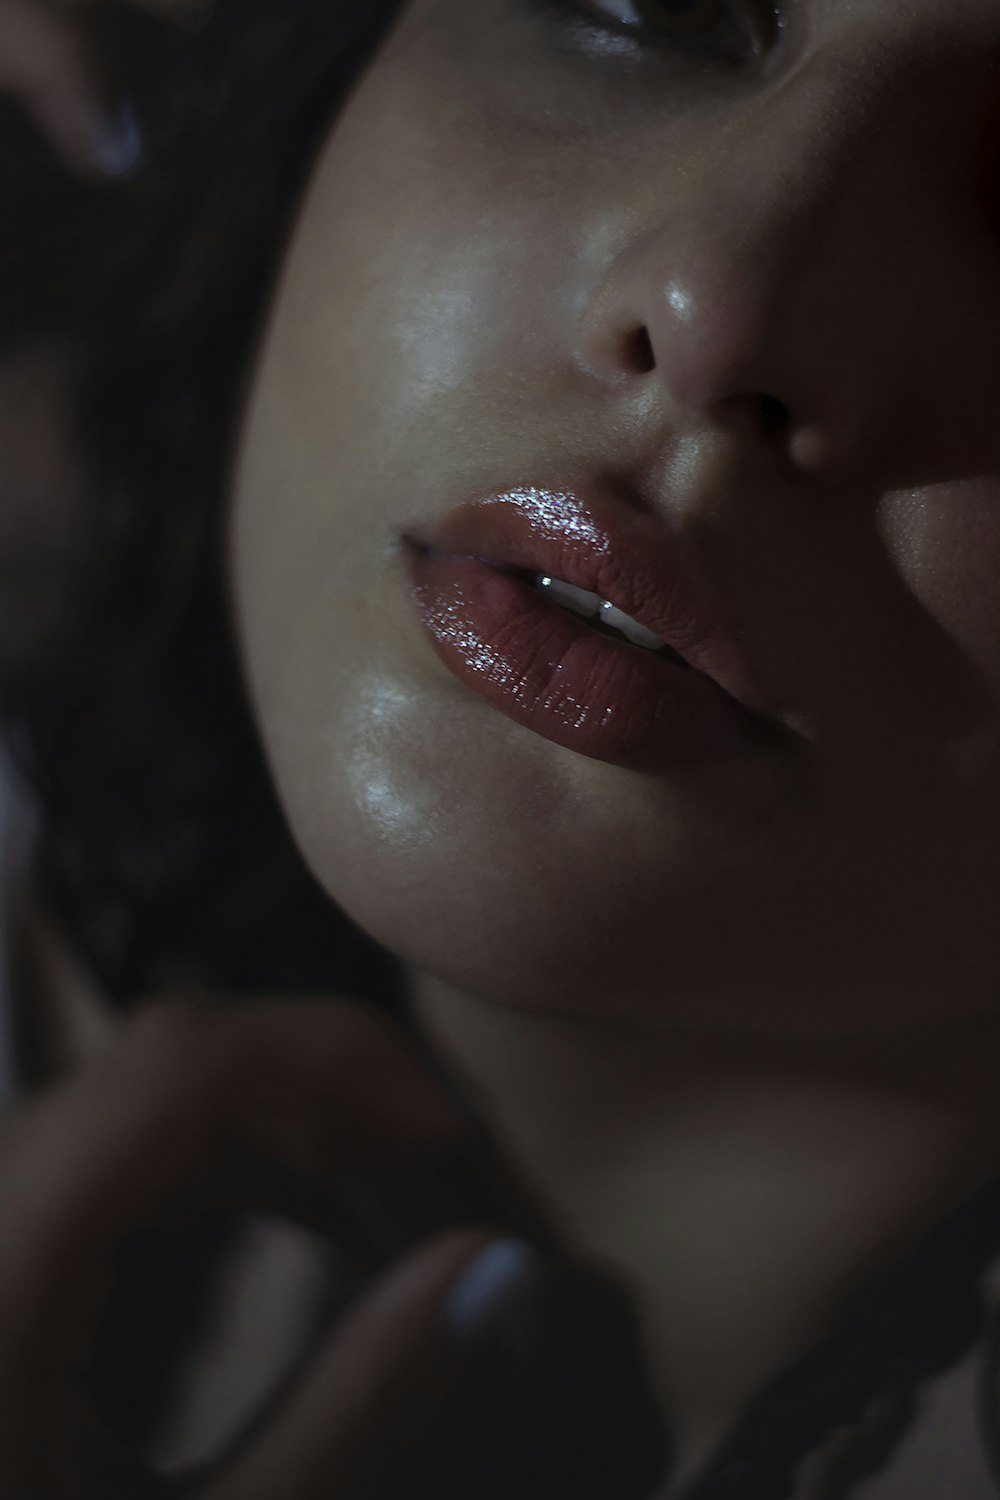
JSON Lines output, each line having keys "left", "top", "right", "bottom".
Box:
{"left": 254, "top": 660, "right": 1000, "bottom": 1039}
{"left": 306, "top": 824, "right": 1000, "bottom": 1037}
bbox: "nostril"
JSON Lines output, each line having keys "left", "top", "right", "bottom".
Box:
{"left": 624, "top": 325, "right": 657, "bottom": 375}
{"left": 759, "top": 393, "right": 790, "bottom": 432}
{"left": 716, "top": 390, "right": 790, "bottom": 435}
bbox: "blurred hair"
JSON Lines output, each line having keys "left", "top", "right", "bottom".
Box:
{"left": 5, "top": 0, "right": 405, "bottom": 1007}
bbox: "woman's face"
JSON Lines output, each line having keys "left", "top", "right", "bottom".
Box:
{"left": 231, "top": 0, "right": 1000, "bottom": 1033}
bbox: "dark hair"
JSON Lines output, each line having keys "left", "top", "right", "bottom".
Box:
{"left": 7, "top": 0, "right": 406, "bottom": 1008}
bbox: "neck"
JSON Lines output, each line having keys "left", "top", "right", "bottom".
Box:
{"left": 412, "top": 977, "right": 1000, "bottom": 1485}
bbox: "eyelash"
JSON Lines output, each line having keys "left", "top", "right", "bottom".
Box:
{"left": 524, "top": 0, "right": 781, "bottom": 67}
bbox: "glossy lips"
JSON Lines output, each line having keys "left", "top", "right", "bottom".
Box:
{"left": 404, "top": 487, "right": 765, "bottom": 771}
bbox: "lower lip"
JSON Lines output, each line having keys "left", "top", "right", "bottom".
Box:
{"left": 406, "top": 548, "right": 760, "bottom": 771}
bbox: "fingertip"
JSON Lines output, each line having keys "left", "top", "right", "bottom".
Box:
{"left": 0, "top": 4, "right": 142, "bottom": 180}
{"left": 22, "top": 90, "right": 138, "bottom": 181}
{"left": 443, "top": 1237, "right": 550, "bottom": 1343}
{"left": 86, "top": 99, "right": 143, "bottom": 178}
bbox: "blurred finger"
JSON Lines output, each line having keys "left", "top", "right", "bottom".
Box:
{"left": 216, "top": 1234, "right": 670, "bottom": 1500}
{"left": 207, "top": 1230, "right": 502, "bottom": 1500}
{"left": 0, "top": 0, "right": 138, "bottom": 173}
{"left": 0, "top": 998, "right": 469, "bottom": 1366}
{"left": 0, "top": 0, "right": 203, "bottom": 175}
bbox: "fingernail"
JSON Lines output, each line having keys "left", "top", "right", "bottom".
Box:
{"left": 90, "top": 102, "right": 144, "bottom": 178}
{"left": 445, "top": 1238, "right": 548, "bottom": 1343}
{"left": 387, "top": 1243, "right": 670, "bottom": 1500}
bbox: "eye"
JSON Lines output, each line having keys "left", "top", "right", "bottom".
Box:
{"left": 585, "top": 0, "right": 729, "bottom": 38}
{"left": 567, "top": 0, "right": 778, "bottom": 61}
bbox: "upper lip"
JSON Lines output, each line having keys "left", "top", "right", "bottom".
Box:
{"left": 406, "top": 484, "right": 765, "bottom": 714}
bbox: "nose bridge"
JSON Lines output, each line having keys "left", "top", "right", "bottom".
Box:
{"left": 670, "top": 59, "right": 885, "bottom": 344}
{"left": 580, "top": 33, "right": 989, "bottom": 455}
{"left": 653, "top": 51, "right": 918, "bottom": 406}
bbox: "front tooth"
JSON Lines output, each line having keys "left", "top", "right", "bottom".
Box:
{"left": 599, "top": 600, "right": 668, "bottom": 651}
{"left": 537, "top": 575, "right": 602, "bottom": 618}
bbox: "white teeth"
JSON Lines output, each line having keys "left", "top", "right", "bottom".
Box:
{"left": 598, "top": 600, "right": 668, "bottom": 652}
{"left": 536, "top": 575, "right": 602, "bottom": 618}
{"left": 535, "top": 574, "right": 668, "bottom": 652}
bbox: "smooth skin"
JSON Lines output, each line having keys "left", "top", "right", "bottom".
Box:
{"left": 231, "top": 0, "right": 1000, "bottom": 1482}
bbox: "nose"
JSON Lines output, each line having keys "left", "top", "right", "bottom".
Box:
{"left": 575, "top": 34, "right": 1000, "bottom": 475}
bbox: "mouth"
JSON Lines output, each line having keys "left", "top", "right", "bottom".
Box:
{"left": 402, "top": 486, "right": 773, "bottom": 772}
{"left": 531, "top": 571, "right": 694, "bottom": 665}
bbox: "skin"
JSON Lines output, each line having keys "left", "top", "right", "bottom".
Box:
{"left": 235, "top": 0, "right": 1000, "bottom": 1034}
{"left": 231, "top": 0, "right": 1000, "bottom": 1479}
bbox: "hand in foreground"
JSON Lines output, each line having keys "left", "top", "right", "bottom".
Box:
{"left": 0, "top": 997, "right": 507, "bottom": 1500}
{"left": 0, "top": 0, "right": 194, "bottom": 174}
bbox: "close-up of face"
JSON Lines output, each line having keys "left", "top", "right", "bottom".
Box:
{"left": 231, "top": 0, "right": 1000, "bottom": 1036}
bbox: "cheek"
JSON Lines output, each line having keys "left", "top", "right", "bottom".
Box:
{"left": 229, "top": 44, "right": 592, "bottom": 975}
{"left": 232, "top": 38, "right": 592, "bottom": 846}
{"left": 878, "top": 483, "right": 1000, "bottom": 779}
{"left": 257, "top": 57, "right": 577, "bottom": 463}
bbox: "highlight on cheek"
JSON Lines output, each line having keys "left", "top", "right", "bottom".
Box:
{"left": 346, "top": 683, "right": 435, "bottom": 846}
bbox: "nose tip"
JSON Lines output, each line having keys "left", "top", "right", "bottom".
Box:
{"left": 570, "top": 48, "right": 945, "bottom": 479}
{"left": 578, "top": 259, "right": 837, "bottom": 474}
{"left": 654, "top": 273, "right": 776, "bottom": 416}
